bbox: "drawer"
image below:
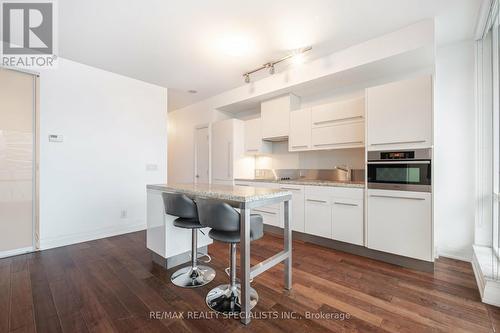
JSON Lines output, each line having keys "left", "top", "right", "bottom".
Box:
{"left": 331, "top": 187, "right": 364, "bottom": 200}
{"left": 252, "top": 206, "right": 282, "bottom": 228}
{"left": 311, "top": 98, "right": 364, "bottom": 127}
{"left": 311, "top": 121, "right": 364, "bottom": 149}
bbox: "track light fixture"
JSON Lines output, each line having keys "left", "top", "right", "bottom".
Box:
{"left": 242, "top": 46, "right": 312, "bottom": 83}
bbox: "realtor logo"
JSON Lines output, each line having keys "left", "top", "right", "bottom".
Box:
{"left": 1, "top": 0, "right": 57, "bottom": 68}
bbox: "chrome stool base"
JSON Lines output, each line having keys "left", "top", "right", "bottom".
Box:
{"left": 206, "top": 283, "right": 258, "bottom": 314}
{"left": 171, "top": 265, "right": 215, "bottom": 288}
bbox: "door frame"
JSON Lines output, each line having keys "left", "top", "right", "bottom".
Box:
{"left": 0, "top": 67, "right": 40, "bottom": 257}
{"left": 194, "top": 123, "right": 211, "bottom": 184}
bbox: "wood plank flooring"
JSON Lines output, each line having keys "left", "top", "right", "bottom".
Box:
{"left": 0, "top": 231, "right": 498, "bottom": 333}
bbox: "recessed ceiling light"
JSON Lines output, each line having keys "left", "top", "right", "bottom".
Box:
{"left": 188, "top": 90, "right": 197, "bottom": 94}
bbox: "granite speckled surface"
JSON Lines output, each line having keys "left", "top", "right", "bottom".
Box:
{"left": 147, "top": 183, "right": 292, "bottom": 203}
{"left": 234, "top": 178, "right": 365, "bottom": 188}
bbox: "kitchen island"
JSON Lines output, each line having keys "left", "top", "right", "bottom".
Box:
{"left": 146, "top": 183, "right": 292, "bottom": 324}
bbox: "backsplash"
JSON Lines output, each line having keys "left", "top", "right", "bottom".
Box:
{"left": 255, "top": 168, "right": 365, "bottom": 182}
{"left": 255, "top": 142, "right": 365, "bottom": 170}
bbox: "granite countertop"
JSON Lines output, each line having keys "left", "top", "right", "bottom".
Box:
{"left": 234, "top": 178, "right": 365, "bottom": 188}
{"left": 147, "top": 183, "right": 292, "bottom": 203}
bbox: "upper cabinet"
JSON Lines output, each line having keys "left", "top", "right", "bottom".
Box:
{"left": 309, "top": 97, "right": 365, "bottom": 150}
{"left": 244, "top": 118, "right": 272, "bottom": 155}
{"left": 289, "top": 108, "right": 312, "bottom": 151}
{"left": 261, "top": 94, "right": 301, "bottom": 141}
{"left": 366, "top": 75, "right": 432, "bottom": 150}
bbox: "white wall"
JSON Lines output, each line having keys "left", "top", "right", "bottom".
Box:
{"left": 434, "top": 40, "right": 476, "bottom": 260}
{"left": 38, "top": 58, "right": 168, "bottom": 249}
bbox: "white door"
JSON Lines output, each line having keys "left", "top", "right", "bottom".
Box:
{"left": 195, "top": 127, "right": 209, "bottom": 183}
{"left": 0, "top": 68, "right": 36, "bottom": 257}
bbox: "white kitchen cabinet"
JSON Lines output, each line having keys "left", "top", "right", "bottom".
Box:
{"left": 367, "top": 189, "right": 432, "bottom": 261}
{"left": 244, "top": 118, "right": 272, "bottom": 154}
{"left": 278, "top": 184, "right": 305, "bottom": 232}
{"left": 305, "top": 196, "right": 332, "bottom": 238}
{"left": 311, "top": 121, "right": 364, "bottom": 150}
{"left": 211, "top": 119, "right": 253, "bottom": 183}
{"left": 289, "top": 108, "right": 312, "bottom": 151}
{"left": 261, "top": 94, "right": 300, "bottom": 141}
{"left": 366, "top": 75, "right": 432, "bottom": 150}
{"left": 305, "top": 186, "right": 364, "bottom": 243}
{"left": 311, "top": 97, "right": 364, "bottom": 128}
{"left": 332, "top": 198, "right": 364, "bottom": 245}
{"left": 234, "top": 181, "right": 283, "bottom": 227}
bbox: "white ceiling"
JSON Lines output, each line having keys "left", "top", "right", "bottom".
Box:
{"left": 58, "top": 0, "right": 483, "bottom": 111}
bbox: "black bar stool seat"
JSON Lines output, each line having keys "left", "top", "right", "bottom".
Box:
{"left": 208, "top": 214, "right": 263, "bottom": 243}
{"left": 173, "top": 218, "right": 204, "bottom": 229}
{"left": 162, "top": 193, "right": 215, "bottom": 288}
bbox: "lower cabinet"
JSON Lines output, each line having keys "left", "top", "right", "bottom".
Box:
{"left": 367, "top": 189, "right": 432, "bottom": 261}
{"left": 235, "top": 181, "right": 283, "bottom": 228}
{"left": 305, "top": 186, "right": 364, "bottom": 244}
{"left": 279, "top": 184, "right": 305, "bottom": 232}
{"left": 332, "top": 198, "right": 363, "bottom": 245}
{"left": 305, "top": 196, "right": 332, "bottom": 238}
{"left": 235, "top": 181, "right": 364, "bottom": 246}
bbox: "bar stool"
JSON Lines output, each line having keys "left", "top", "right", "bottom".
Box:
{"left": 162, "top": 193, "right": 215, "bottom": 288}
{"left": 196, "top": 198, "right": 263, "bottom": 314}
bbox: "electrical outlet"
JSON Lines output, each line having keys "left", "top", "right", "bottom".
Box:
{"left": 120, "top": 210, "right": 127, "bottom": 219}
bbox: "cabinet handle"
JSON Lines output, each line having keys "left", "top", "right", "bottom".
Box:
{"left": 246, "top": 149, "right": 259, "bottom": 152}
{"left": 313, "top": 141, "right": 363, "bottom": 147}
{"left": 253, "top": 209, "right": 277, "bottom": 215}
{"left": 370, "top": 140, "right": 426, "bottom": 146}
{"left": 236, "top": 184, "right": 250, "bottom": 187}
{"left": 291, "top": 145, "right": 308, "bottom": 148}
{"left": 334, "top": 201, "right": 358, "bottom": 206}
{"left": 368, "top": 160, "right": 430, "bottom": 165}
{"left": 227, "top": 142, "right": 232, "bottom": 178}
{"left": 306, "top": 199, "right": 328, "bottom": 203}
{"left": 280, "top": 187, "right": 301, "bottom": 191}
{"left": 369, "top": 194, "right": 425, "bottom": 201}
{"left": 313, "top": 115, "right": 363, "bottom": 126}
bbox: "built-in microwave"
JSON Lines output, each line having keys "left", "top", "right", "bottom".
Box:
{"left": 367, "top": 149, "right": 432, "bottom": 192}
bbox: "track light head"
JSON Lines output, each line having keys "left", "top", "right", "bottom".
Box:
{"left": 269, "top": 64, "right": 275, "bottom": 75}
{"left": 242, "top": 46, "right": 312, "bottom": 83}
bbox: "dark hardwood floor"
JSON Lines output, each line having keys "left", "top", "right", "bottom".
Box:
{"left": 0, "top": 231, "right": 498, "bottom": 333}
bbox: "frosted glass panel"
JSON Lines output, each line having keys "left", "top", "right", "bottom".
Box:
{"left": 0, "top": 68, "right": 34, "bottom": 253}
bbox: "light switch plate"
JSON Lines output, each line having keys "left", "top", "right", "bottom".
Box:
{"left": 48, "top": 134, "right": 63, "bottom": 142}
{"left": 146, "top": 163, "right": 158, "bottom": 171}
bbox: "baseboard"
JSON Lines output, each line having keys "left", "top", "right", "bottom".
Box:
{"left": 472, "top": 245, "right": 500, "bottom": 307}
{"left": 264, "top": 225, "right": 434, "bottom": 272}
{"left": 39, "top": 223, "right": 146, "bottom": 250}
{"left": 436, "top": 249, "right": 472, "bottom": 262}
{"left": 0, "top": 246, "right": 33, "bottom": 259}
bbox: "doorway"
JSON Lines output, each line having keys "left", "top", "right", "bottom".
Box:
{"left": 0, "top": 68, "right": 38, "bottom": 257}
{"left": 195, "top": 126, "right": 210, "bottom": 183}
